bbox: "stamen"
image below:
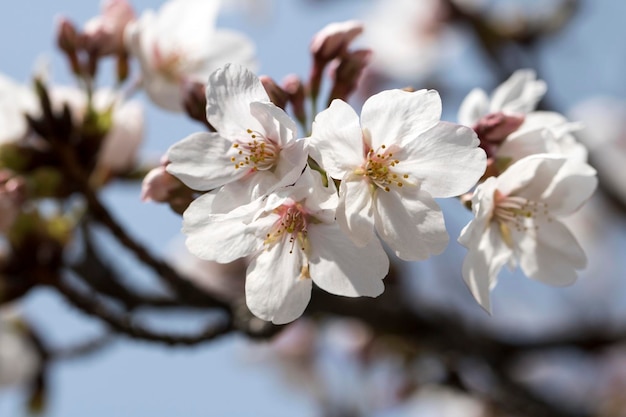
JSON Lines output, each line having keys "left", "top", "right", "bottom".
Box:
{"left": 493, "top": 193, "right": 554, "bottom": 247}
{"left": 230, "top": 129, "right": 281, "bottom": 173}
{"left": 358, "top": 144, "right": 412, "bottom": 192}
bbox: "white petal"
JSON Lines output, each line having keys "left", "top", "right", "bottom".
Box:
{"left": 182, "top": 193, "right": 266, "bottom": 263}
{"left": 309, "top": 99, "right": 364, "bottom": 178}
{"left": 458, "top": 177, "right": 497, "bottom": 247}
{"left": 398, "top": 122, "right": 485, "bottom": 197}
{"left": 99, "top": 100, "right": 144, "bottom": 172}
{"left": 246, "top": 243, "right": 312, "bottom": 324}
{"left": 539, "top": 158, "right": 597, "bottom": 216}
{"left": 154, "top": 0, "right": 220, "bottom": 50}
{"left": 249, "top": 101, "right": 297, "bottom": 148}
{"left": 490, "top": 69, "right": 547, "bottom": 114}
{"left": 497, "top": 112, "right": 582, "bottom": 162}
{"left": 461, "top": 223, "right": 513, "bottom": 312}
{"left": 167, "top": 132, "right": 242, "bottom": 190}
{"left": 458, "top": 88, "right": 489, "bottom": 126}
{"left": 361, "top": 89, "right": 441, "bottom": 149}
{"left": 307, "top": 224, "right": 387, "bottom": 297}
{"left": 336, "top": 177, "right": 375, "bottom": 247}
{"left": 512, "top": 155, "right": 597, "bottom": 216}
{"left": 188, "top": 30, "right": 257, "bottom": 79}
{"left": 517, "top": 218, "right": 586, "bottom": 286}
{"left": 374, "top": 187, "right": 448, "bottom": 261}
{"left": 205, "top": 64, "right": 269, "bottom": 134}
{"left": 142, "top": 71, "right": 184, "bottom": 112}
{"left": 276, "top": 167, "right": 338, "bottom": 221}
{"left": 495, "top": 154, "right": 546, "bottom": 196}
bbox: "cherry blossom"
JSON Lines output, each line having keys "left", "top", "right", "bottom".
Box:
{"left": 309, "top": 88, "right": 486, "bottom": 261}
{"left": 458, "top": 154, "right": 597, "bottom": 311}
{"left": 125, "top": 0, "right": 256, "bottom": 111}
{"left": 458, "top": 69, "right": 547, "bottom": 127}
{"left": 167, "top": 64, "right": 307, "bottom": 212}
{"left": 181, "top": 168, "right": 389, "bottom": 324}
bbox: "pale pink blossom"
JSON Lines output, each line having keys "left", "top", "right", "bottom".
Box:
{"left": 182, "top": 168, "right": 389, "bottom": 324}
{"left": 167, "top": 64, "right": 307, "bottom": 212}
{"left": 125, "top": 0, "right": 256, "bottom": 111}
{"left": 309, "top": 89, "right": 486, "bottom": 261}
{"left": 459, "top": 154, "right": 597, "bottom": 311}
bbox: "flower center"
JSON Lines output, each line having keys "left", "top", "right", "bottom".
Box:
{"left": 230, "top": 129, "right": 281, "bottom": 172}
{"left": 493, "top": 193, "right": 553, "bottom": 247}
{"left": 265, "top": 202, "right": 309, "bottom": 254}
{"left": 357, "top": 145, "right": 410, "bottom": 192}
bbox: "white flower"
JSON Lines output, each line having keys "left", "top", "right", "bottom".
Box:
{"left": 458, "top": 154, "right": 598, "bottom": 312}
{"left": 181, "top": 168, "right": 389, "bottom": 324}
{"left": 0, "top": 74, "right": 38, "bottom": 144}
{"left": 125, "top": 0, "right": 256, "bottom": 111}
{"left": 167, "top": 64, "right": 307, "bottom": 212}
{"left": 361, "top": 0, "right": 451, "bottom": 81}
{"left": 458, "top": 69, "right": 547, "bottom": 126}
{"left": 0, "top": 307, "right": 40, "bottom": 388}
{"left": 309, "top": 89, "right": 486, "bottom": 261}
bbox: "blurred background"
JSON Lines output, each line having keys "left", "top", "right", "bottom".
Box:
{"left": 1, "top": 0, "right": 626, "bottom": 416}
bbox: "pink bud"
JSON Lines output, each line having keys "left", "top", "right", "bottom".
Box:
{"left": 310, "top": 20, "right": 363, "bottom": 64}
{"left": 282, "top": 75, "right": 306, "bottom": 126}
{"left": 141, "top": 166, "right": 180, "bottom": 203}
{"left": 182, "top": 81, "right": 214, "bottom": 130}
{"left": 56, "top": 17, "right": 79, "bottom": 53}
{"left": 259, "top": 76, "right": 289, "bottom": 110}
{"left": 309, "top": 20, "right": 363, "bottom": 100}
{"left": 328, "top": 49, "right": 372, "bottom": 103}
{"left": 83, "top": 0, "right": 135, "bottom": 56}
{"left": 472, "top": 112, "right": 525, "bottom": 145}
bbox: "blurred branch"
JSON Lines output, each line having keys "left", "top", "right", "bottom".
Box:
{"left": 53, "top": 277, "right": 234, "bottom": 346}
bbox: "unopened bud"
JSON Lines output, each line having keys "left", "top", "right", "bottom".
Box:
{"left": 309, "top": 20, "right": 363, "bottom": 101}
{"left": 142, "top": 159, "right": 195, "bottom": 213}
{"left": 311, "top": 20, "right": 363, "bottom": 64}
{"left": 56, "top": 17, "right": 81, "bottom": 75}
{"left": 328, "top": 49, "right": 372, "bottom": 103}
{"left": 182, "top": 81, "right": 214, "bottom": 131}
{"left": 259, "top": 76, "right": 288, "bottom": 110}
{"left": 283, "top": 75, "right": 306, "bottom": 127}
{"left": 141, "top": 165, "right": 180, "bottom": 203}
{"left": 82, "top": 0, "right": 135, "bottom": 57}
{"left": 473, "top": 112, "right": 525, "bottom": 143}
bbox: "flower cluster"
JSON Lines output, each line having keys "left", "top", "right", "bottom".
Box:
{"left": 162, "top": 57, "right": 598, "bottom": 322}
{"left": 457, "top": 70, "right": 598, "bottom": 311}
{"left": 165, "top": 63, "right": 486, "bottom": 323}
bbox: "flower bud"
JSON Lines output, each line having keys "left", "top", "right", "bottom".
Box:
{"left": 259, "top": 76, "right": 288, "bottom": 110}
{"left": 327, "top": 49, "right": 372, "bottom": 103}
{"left": 472, "top": 112, "right": 525, "bottom": 158}
{"left": 309, "top": 20, "right": 363, "bottom": 101}
{"left": 55, "top": 17, "right": 81, "bottom": 75}
{"left": 283, "top": 74, "right": 306, "bottom": 127}
{"left": 472, "top": 112, "right": 525, "bottom": 143}
{"left": 141, "top": 165, "right": 180, "bottom": 203}
{"left": 82, "top": 0, "right": 135, "bottom": 57}
{"left": 181, "top": 81, "right": 214, "bottom": 130}
{"left": 310, "top": 20, "right": 363, "bottom": 64}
